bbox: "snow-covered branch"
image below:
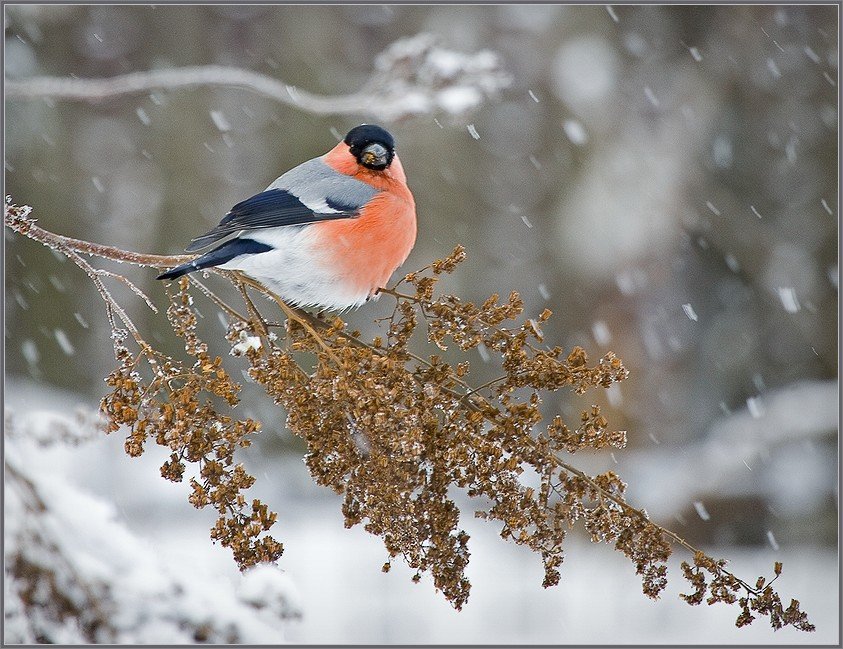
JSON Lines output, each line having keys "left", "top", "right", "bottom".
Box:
{"left": 5, "top": 34, "right": 511, "bottom": 122}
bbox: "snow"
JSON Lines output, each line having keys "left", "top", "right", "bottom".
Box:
{"left": 232, "top": 331, "right": 262, "bottom": 354}
{"left": 562, "top": 119, "right": 588, "bottom": 145}
{"left": 537, "top": 283, "right": 550, "bottom": 300}
{"left": 426, "top": 48, "right": 464, "bottom": 78}
{"left": 135, "top": 107, "right": 150, "bottom": 125}
{"left": 682, "top": 303, "right": 698, "bottom": 322}
{"left": 693, "top": 501, "right": 711, "bottom": 521}
{"left": 4, "top": 400, "right": 300, "bottom": 644}
{"left": 623, "top": 32, "right": 648, "bottom": 57}
{"left": 592, "top": 320, "right": 612, "bottom": 345}
{"left": 4, "top": 359, "right": 838, "bottom": 644}
{"left": 366, "top": 33, "right": 510, "bottom": 120}
{"left": 776, "top": 286, "right": 801, "bottom": 313}
{"left": 437, "top": 86, "right": 482, "bottom": 115}
{"left": 705, "top": 200, "right": 721, "bottom": 216}
{"left": 21, "top": 339, "right": 39, "bottom": 366}
{"left": 724, "top": 253, "right": 741, "bottom": 273}
{"left": 785, "top": 136, "right": 798, "bottom": 163}
{"left": 48, "top": 275, "right": 65, "bottom": 291}
{"left": 466, "top": 124, "right": 480, "bottom": 140}
{"left": 210, "top": 109, "right": 231, "bottom": 132}
{"left": 4, "top": 6, "right": 837, "bottom": 641}
{"left": 606, "top": 383, "right": 623, "bottom": 406}
{"left": 746, "top": 396, "right": 765, "bottom": 418}
{"left": 238, "top": 563, "right": 302, "bottom": 616}
{"left": 712, "top": 135, "right": 733, "bottom": 168}
{"left": 551, "top": 35, "right": 619, "bottom": 117}
{"left": 820, "top": 198, "right": 833, "bottom": 215}
{"left": 476, "top": 343, "right": 491, "bottom": 363}
{"left": 803, "top": 46, "right": 821, "bottom": 64}
{"left": 53, "top": 328, "right": 75, "bottom": 355}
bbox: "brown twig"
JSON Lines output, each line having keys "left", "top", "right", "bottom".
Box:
{"left": 5, "top": 211, "right": 192, "bottom": 268}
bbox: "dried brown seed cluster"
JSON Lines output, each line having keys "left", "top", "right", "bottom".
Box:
{"left": 101, "top": 280, "right": 282, "bottom": 570}
{"left": 681, "top": 554, "right": 814, "bottom": 631}
{"left": 4, "top": 202, "right": 816, "bottom": 633}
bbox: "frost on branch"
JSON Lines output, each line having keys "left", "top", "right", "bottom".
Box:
{"left": 3, "top": 201, "right": 816, "bottom": 633}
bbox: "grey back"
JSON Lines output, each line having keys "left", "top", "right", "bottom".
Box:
{"left": 268, "top": 157, "right": 379, "bottom": 213}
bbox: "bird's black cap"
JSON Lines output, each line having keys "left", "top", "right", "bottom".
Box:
{"left": 344, "top": 124, "right": 396, "bottom": 169}
{"left": 345, "top": 124, "right": 395, "bottom": 152}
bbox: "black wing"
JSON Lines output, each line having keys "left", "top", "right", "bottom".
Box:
{"left": 185, "top": 188, "right": 359, "bottom": 252}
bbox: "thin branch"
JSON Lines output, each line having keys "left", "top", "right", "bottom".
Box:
{"left": 234, "top": 272, "right": 341, "bottom": 365}
{"left": 63, "top": 247, "right": 143, "bottom": 345}
{"left": 5, "top": 65, "right": 376, "bottom": 115}
{"left": 94, "top": 268, "right": 158, "bottom": 313}
{"left": 5, "top": 209, "right": 191, "bottom": 268}
{"left": 187, "top": 275, "right": 249, "bottom": 323}
{"left": 5, "top": 34, "right": 511, "bottom": 122}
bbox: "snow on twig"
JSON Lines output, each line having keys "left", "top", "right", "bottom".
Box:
{"left": 6, "top": 34, "right": 511, "bottom": 122}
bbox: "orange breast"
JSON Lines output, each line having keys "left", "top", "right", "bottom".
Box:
{"left": 316, "top": 188, "right": 417, "bottom": 295}
{"left": 318, "top": 144, "right": 417, "bottom": 295}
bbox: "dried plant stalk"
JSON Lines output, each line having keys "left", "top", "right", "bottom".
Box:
{"left": 5, "top": 198, "right": 815, "bottom": 633}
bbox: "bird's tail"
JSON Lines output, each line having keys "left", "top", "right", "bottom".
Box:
{"left": 156, "top": 260, "right": 198, "bottom": 281}
{"left": 156, "top": 238, "right": 272, "bottom": 281}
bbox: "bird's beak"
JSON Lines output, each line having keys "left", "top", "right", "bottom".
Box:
{"left": 361, "top": 143, "right": 389, "bottom": 168}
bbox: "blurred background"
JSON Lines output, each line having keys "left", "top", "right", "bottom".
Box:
{"left": 5, "top": 4, "right": 838, "bottom": 644}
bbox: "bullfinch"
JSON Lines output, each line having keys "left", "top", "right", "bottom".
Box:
{"left": 157, "top": 124, "right": 417, "bottom": 311}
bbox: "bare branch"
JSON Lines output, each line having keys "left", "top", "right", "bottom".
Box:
{"left": 93, "top": 267, "right": 158, "bottom": 313}
{"left": 4, "top": 199, "right": 191, "bottom": 268}
{"left": 6, "top": 65, "right": 356, "bottom": 110}
{"left": 5, "top": 34, "right": 511, "bottom": 122}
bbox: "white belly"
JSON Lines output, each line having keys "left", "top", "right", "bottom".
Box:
{"left": 217, "top": 227, "right": 370, "bottom": 311}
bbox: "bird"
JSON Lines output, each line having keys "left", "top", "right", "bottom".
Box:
{"left": 157, "top": 124, "right": 416, "bottom": 311}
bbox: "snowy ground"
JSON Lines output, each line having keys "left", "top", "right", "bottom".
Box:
{"left": 277, "top": 510, "right": 837, "bottom": 645}
{"left": 4, "top": 379, "right": 838, "bottom": 644}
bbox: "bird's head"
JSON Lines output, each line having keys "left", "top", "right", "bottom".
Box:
{"left": 343, "top": 124, "right": 396, "bottom": 170}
